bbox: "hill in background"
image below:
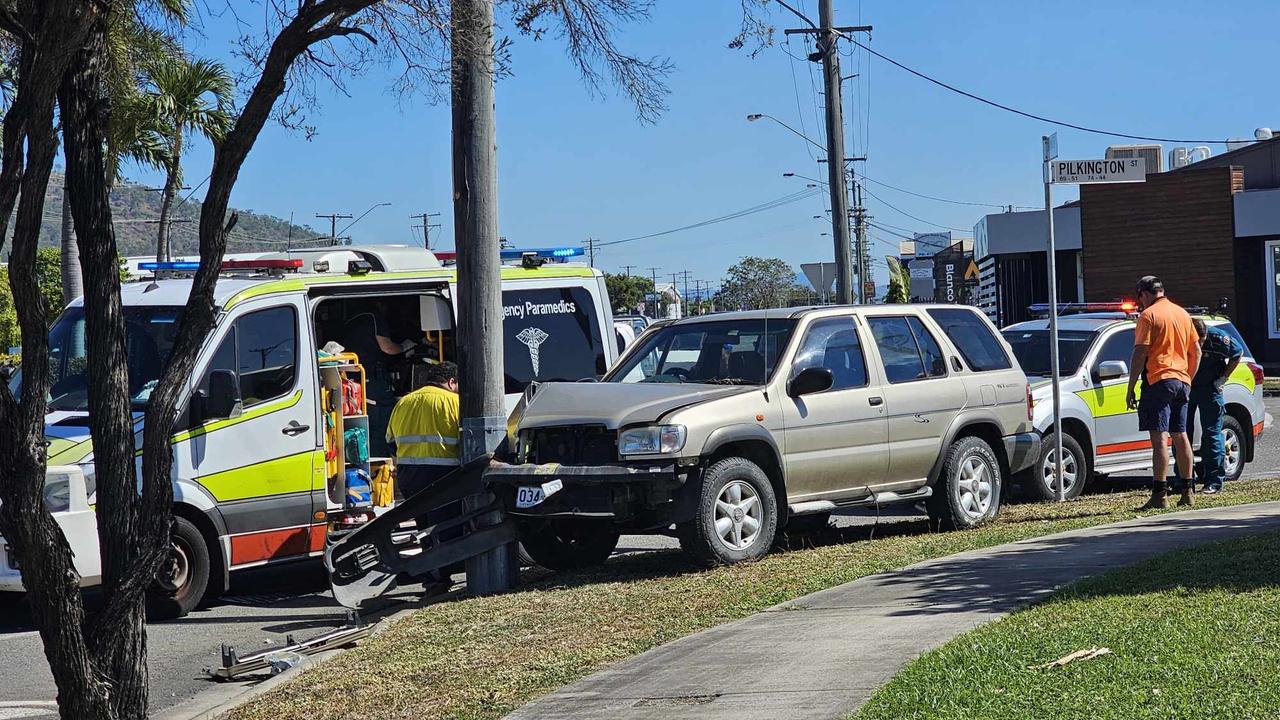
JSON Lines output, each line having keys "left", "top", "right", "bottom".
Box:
{"left": 42, "top": 172, "right": 331, "bottom": 257}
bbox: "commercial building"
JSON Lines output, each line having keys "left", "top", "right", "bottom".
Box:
{"left": 898, "top": 233, "right": 976, "bottom": 305}
{"left": 973, "top": 132, "right": 1280, "bottom": 368}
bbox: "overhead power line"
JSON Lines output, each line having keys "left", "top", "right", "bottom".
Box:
{"left": 861, "top": 186, "right": 969, "bottom": 233}
{"left": 597, "top": 188, "right": 822, "bottom": 248}
{"left": 847, "top": 38, "right": 1239, "bottom": 145}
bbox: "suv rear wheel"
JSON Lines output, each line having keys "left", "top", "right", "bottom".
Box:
{"left": 678, "top": 457, "right": 778, "bottom": 566}
{"left": 928, "top": 436, "right": 1002, "bottom": 530}
{"left": 1021, "top": 431, "right": 1088, "bottom": 502}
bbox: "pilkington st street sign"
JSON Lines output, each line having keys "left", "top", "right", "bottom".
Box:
{"left": 1049, "top": 157, "right": 1146, "bottom": 184}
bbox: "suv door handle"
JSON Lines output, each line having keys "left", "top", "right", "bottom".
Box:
{"left": 281, "top": 421, "right": 311, "bottom": 436}
{"left": 868, "top": 396, "right": 884, "bottom": 406}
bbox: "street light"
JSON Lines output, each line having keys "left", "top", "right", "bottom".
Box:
{"left": 339, "top": 201, "right": 392, "bottom": 237}
{"left": 746, "top": 113, "right": 827, "bottom": 153}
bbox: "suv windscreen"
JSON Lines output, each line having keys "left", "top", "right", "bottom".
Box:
{"left": 608, "top": 318, "right": 797, "bottom": 385}
{"left": 11, "top": 305, "right": 185, "bottom": 412}
{"left": 1000, "top": 329, "right": 1097, "bottom": 377}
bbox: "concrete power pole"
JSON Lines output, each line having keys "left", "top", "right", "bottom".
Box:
{"left": 316, "top": 212, "right": 352, "bottom": 246}
{"left": 786, "top": 3, "right": 871, "bottom": 304}
{"left": 452, "top": 0, "right": 515, "bottom": 594}
{"left": 852, "top": 173, "right": 869, "bottom": 302}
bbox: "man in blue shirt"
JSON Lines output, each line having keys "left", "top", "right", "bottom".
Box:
{"left": 1188, "top": 319, "right": 1243, "bottom": 494}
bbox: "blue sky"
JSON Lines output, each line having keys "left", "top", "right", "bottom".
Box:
{"left": 130, "top": 0, "right": 1279, "bottom": 296}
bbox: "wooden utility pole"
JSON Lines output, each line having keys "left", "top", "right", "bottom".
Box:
{"left": 452, "top": 0, "right": 515, "bottom": 593}
{"left": 316, "top": 212, "right": 352, "bottom": 246}
{"left": 646, "top": 266, "right": 661, "bottom": 316}
{"left": 411, "top": 211, "right": 441, "bottom": 249}
{"left": 785, "top": 3, "right": 871, "bottom": 304}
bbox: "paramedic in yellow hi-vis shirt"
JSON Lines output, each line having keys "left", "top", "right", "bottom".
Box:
{"left": 387, "top": 361, "right": 460, "bottom": 590}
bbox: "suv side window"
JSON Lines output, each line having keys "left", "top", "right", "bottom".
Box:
{"left": 907, "top": 316, "right": 947, "bottom": 378}
{"left": 868, "top": 316, "right": 929, "bottom": 383}
{"left": 1093, "top": 327, "right": 1135, "bottom": 377}
{"left": 926, "top": 307, "right": 1012, "bottom": 371}
{"left": 792, "top": 316, "right": 868, "bottom": 391}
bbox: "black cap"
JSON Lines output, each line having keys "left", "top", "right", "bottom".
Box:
{"left": 1135, "top": 275, "right": 1163, "bottom": 294}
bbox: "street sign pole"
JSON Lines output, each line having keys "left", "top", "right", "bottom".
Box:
{"left": 1042, "top": 134, "right": 1064, "bottom": 503}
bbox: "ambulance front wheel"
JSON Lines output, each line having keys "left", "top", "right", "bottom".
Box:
{"left": 147, "top": 517, "right": 210, "bottom": 621}
{"left": 1020, "top": 431, "right": 1088, "bottom": 502}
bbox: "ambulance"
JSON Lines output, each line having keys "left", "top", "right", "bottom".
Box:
{"left": 1002, "top": 304, "right": 1266, "bottom": 501}
{"left": 0, "top": 245, "right": 617, "bottom": 617}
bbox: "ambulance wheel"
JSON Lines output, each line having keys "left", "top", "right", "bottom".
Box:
{"left": 1021, "top": 432, "right": 1088, "bottom": 502}
{"left": 147, "top": 517, "right": 210, "bottom": 621}
{"left": 517, "top": 520, "right": 620, "bottom": 572}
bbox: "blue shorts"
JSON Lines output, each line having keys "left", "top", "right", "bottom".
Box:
{"left": 1138, "top": 379, "right": 1190, "bottom": 433}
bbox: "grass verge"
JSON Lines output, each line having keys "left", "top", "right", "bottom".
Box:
{"left": 227, "top": 480, "right": 1280, "bottom": 720}
{"left": 854, "top": 529, "right": 1280, "bottom": 720}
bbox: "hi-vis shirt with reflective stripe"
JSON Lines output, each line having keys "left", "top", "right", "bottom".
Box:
{"left": 386, "top": 385, "right": 460, "bottom": 466}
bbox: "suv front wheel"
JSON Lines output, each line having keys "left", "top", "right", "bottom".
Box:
{"left": 678, "top": 457, "right": 778, "bottom": 566}
{"left": 927, "top": 436, "right": 1003, "bottom": 530}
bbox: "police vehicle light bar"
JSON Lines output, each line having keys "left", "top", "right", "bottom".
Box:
{"left": 432, "top": 246, "right": 585, "bottom": 264}
{"left": 1028, "top": 301, "right": 1138, "bottom": 318}
{"left": 498, "top": 247, "right": 584, "bottom": 260}
{"left": 139, "top": 261, "right": 201, "bottom": 272}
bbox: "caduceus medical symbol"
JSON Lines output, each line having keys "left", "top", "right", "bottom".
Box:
{"left": 516, "top": 327, "right": 550, "bottom": 375}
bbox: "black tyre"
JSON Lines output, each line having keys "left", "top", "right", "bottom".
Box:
{"left": 147, "top": 517, "right": 210, "bottom": 621}
{"left": 517, "top": 520, "right": 620, "bottom": 572}
{"left": 927, "top": 436, "right": 1003, "bottom": 530}
{"left": 1019, "top": 431, "right": 1089, "bottom": 502}
{"left": 1221, "top": 414, "right": 1247, "bottom": 484}
{"left": 677, "top": 457, "right": 778, "bottom": 566}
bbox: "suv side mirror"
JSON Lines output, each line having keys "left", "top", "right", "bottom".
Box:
{"left": 1095, "top": 360, "right": 1128, "bottom": 382}
{"left": 789, "top": 367, "right": 834, "bottom": 397}
{"left": 204, "top": 369, "right": 242, "bottom": 421}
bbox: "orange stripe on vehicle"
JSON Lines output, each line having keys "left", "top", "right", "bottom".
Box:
{"left": 231, "top": 525, "right": 325, "bottom": 565}
{"left": 1254, "top": 422, "right": 1264, "bottom": 437}
{"left": 1097, "top": 438, "right": 1171, "bottom": 455}
{"left": 309, "top": 524, "right": 326, "bottom": 553}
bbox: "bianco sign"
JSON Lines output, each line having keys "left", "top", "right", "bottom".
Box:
{"left": 1049, "top": 157, "right": 1146, "bottom": 184}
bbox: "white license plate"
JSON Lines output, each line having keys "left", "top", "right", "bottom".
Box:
{"left": 515, "top": 486, "right": 546, "bottom": 509}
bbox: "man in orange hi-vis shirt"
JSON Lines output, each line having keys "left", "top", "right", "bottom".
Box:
{"left": 1125, "top": 276, "right": 1201, "bottom": 510}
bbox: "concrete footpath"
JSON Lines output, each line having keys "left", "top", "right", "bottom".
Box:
{"left": 506, "top": 501, "right": 1280, "bottom": 720}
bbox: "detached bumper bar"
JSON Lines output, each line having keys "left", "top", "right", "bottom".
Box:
{"left": 1004, "top": 432, "right": 1041, "bottom": 475}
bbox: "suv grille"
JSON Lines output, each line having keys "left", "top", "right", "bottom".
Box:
{"left": 527, "top": 425, "right": 617, "bottom": 465}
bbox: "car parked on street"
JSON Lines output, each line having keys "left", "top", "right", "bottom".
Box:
{"left": 1003, "top": 309, "right": 1266, "bottom": 500}
{"left": 487, "top": 304, "right": 1039, "bottom": 568}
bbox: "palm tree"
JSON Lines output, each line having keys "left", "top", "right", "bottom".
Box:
{"left": 147, "top": 57, "right": 232, "bottom": 263}
{"left": 59, "top": 4, "right": 184, "bottom": 305}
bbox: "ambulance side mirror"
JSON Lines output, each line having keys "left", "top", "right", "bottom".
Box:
{"left": 204, "top": 369, "right": 243, "bottom": 421}
{"left": 1095, "top": 360, "right": 1128, "bottom": 382}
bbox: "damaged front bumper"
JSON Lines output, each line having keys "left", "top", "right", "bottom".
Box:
{"left": 484, "top": 461, "right": 692, "bottom": 528}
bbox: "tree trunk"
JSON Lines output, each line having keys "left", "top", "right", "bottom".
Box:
{"left": 59, "top": 186, "right": 82, "bottom": 304}
{"left": 0, "top": 4, "right": 115, "bottom": 719}
{"left": 60, "top": 18, "right": 156, "bottom": 720}
{"left": 155, "top": 130, "right": 182, "bottom": 263}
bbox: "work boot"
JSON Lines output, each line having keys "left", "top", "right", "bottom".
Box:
{"left": 1139, "top": 480, "right": 1168, "bottom": 511}
{"left": 1177, "top": 482, "right": 1195, "bottom": 507}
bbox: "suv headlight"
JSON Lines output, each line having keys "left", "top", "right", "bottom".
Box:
{"left": 618, "top": 425, "right": 687, "bottom": 456}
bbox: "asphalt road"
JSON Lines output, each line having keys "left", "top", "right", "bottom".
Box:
{"left": 2, "top": 396, "right": 1278, "bottom": 719}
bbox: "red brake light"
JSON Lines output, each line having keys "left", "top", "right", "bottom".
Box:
{"left": 1026, "top": 383, "right": 1034, "bottom": 421}
{"left": 1249, "top": 362, "right": 1265, "bottom": 388}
